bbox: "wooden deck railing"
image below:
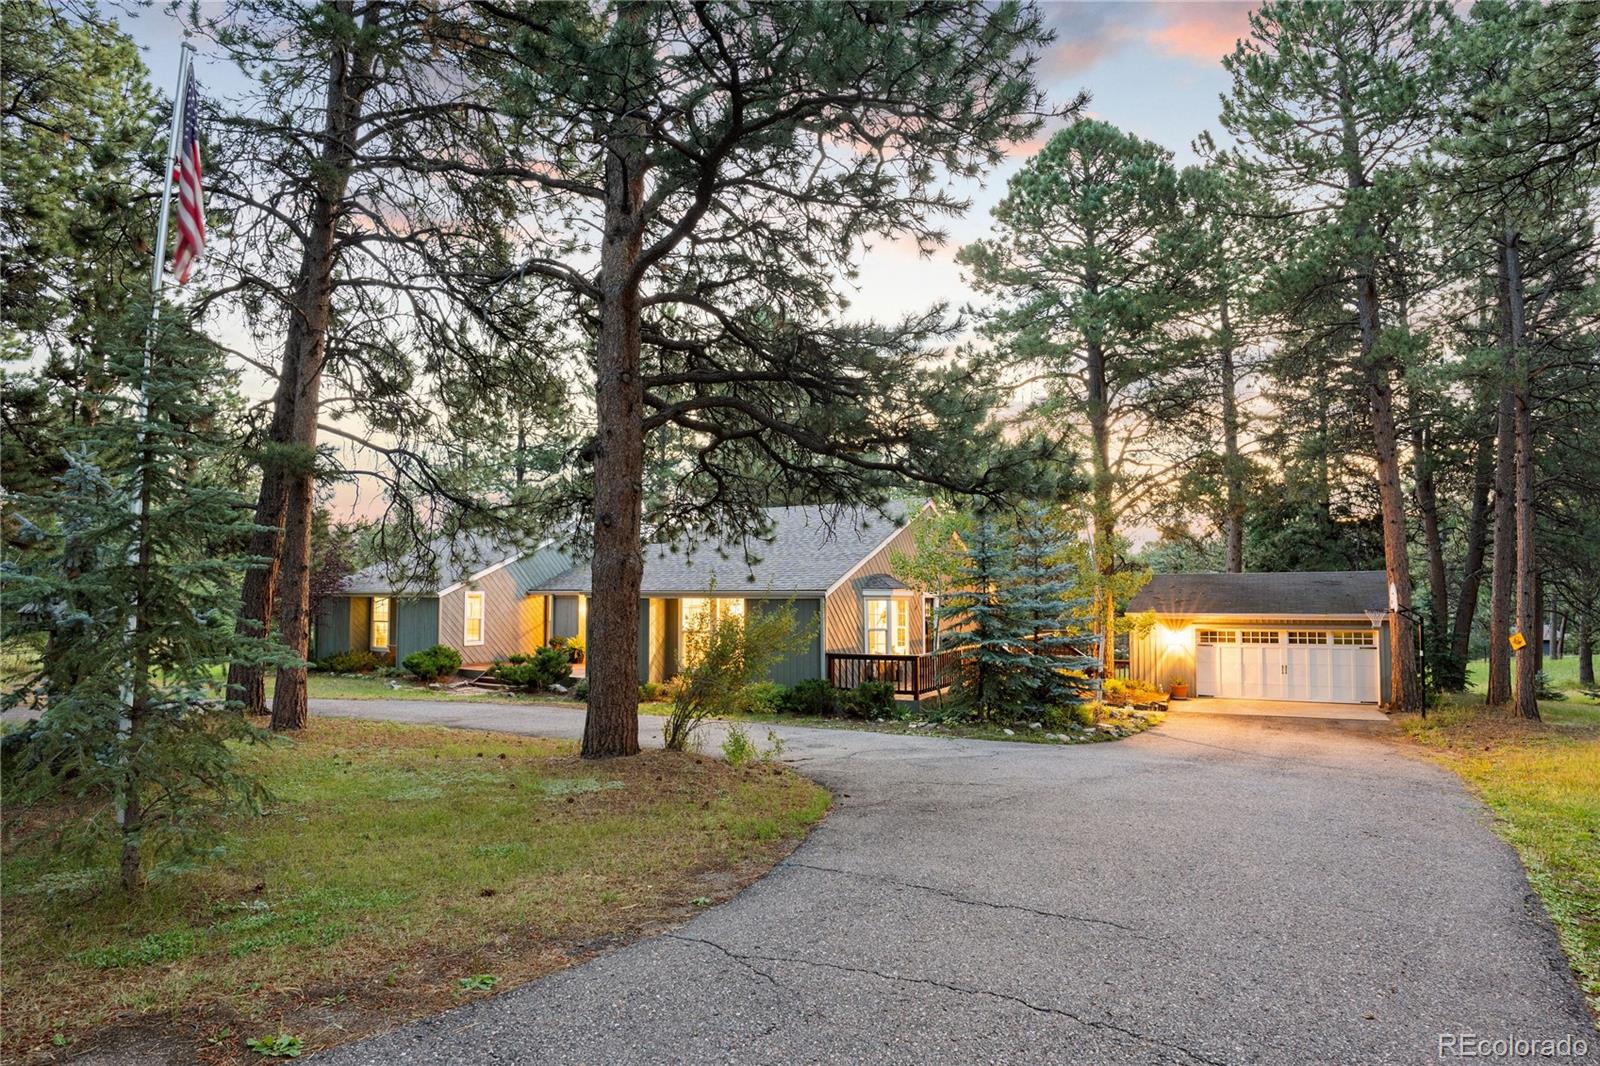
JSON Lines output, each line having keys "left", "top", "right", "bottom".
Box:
{"left": 826, "top": 649, "right": 1128, "bottom": 696}
{"left": 826, "top": 649, "right": 963, "bottom": 697}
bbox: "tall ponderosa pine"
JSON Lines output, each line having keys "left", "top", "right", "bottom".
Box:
{"left": 1221, "top": 0, "right": 1448, "bottom": 711}
{"left": 1436, "top": 0, "right": 1600, "bottom": 718}
{"left": 959, "top": 119, "right": 1197, "bottom": 676}
{"left": 491, "top": 1, "right": 1070, "bottom": 757}
{"left": 1, "top": 307, "right": 278, "bottom": 890}
{"left": 186, "top": 0, "right": 562, "bottom": 728}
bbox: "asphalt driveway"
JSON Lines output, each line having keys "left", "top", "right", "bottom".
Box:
{"left": 310, "top": 699, "right": 1596, "bottom": 1065}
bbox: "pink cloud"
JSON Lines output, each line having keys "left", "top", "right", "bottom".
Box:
{"left": 1146, "top": 2, "right": 1254, "bottom": 63}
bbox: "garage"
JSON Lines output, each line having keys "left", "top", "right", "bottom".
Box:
{"left": 1127, "top": 571, "right": 1392, "bottom": 706}
{"left": 1194, "top": 628, "right": 1379, "bottom": 703}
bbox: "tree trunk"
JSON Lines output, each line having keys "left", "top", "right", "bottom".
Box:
{"left": 1411, "top": 421, "right": 1448, "bottom": 643}
{"left": 1085, "top": 329, "right": 1116, "bottom": 678}
{"left": 1487, "top": 282, "right": 1518, "bottom": 707}
{"left": 1533, "top": 573, "right": 1545, "bottom": 674}
{"left": 227, "top": 324, "right": 304, "bottom": 713}
{"left": 1447, "top": 433, "right": 1493, "bottom": 686}
{"left": 1504, "top": 230, "right": 1539, "bottom": 720}
{"left": 1219, "top": 285, "right": 1244, "bottom": 573}
{"left": 1361, "top": 300, "right": 1421, "bottom": 711}
{"left": 1580, "top": 615, "right": 1595, "bottom": 686}
{"left": 269, "top": 10, "right": 376, "bottom": 731}
{"left": 581, "top": 39, "right": 648, "bottom": 759}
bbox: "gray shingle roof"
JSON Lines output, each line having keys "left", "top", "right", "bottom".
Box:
{"left": 1126, "top": 571, "right": 1388, "bottom": 617}
{"left": 537, "top": 502, "right": 922, "bottom": 597}
{"left": 342, "top": 533, "right": 529, "bottom": 596}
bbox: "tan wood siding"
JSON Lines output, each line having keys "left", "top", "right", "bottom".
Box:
{"left": 822, "top": 523, "right": 926, "bottom": 654}
{"left": 351, "top": 596, "right": 372, "bottom": 653}
{"left": 439, "top": 566, "right": 540, "bottom": 664}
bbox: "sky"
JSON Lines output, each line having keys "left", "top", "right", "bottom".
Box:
{"left": 122, "top": 1, "right": 1256, "bottom": 523}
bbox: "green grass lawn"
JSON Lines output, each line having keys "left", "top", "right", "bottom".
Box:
{"left": 2, "top": 718, "right": 829, "bottom": 1063}
{"left": 1399, "top": 664, "right": 1599, "bottom": 1019}
{"left": 280, "top": 671, "right": 589, "bottom": 704}
{"left": 1463, "top": 655, "right": 1598, "bottom": 705}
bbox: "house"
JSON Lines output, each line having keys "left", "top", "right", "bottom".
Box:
{"left": 1125, "top": 571, "right": 1393, "bottom": 704}
{"left": 532, "top": 501, "right": 947, "bottom": 692}
{"left": 313, "top": 535, "right": 575, "bottom": 668}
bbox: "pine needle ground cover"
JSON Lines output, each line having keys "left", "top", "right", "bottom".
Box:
{"left": 3, "top": 718, "right": 829, "bottom": 1063}
{"left": 1396, "top": 691, "right": 1599, "bottom": 1018}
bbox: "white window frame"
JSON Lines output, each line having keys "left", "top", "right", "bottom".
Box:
{"left": 677, "top": 597, "right": 745, "bottom": 669}
{"left": 371, "top": 596, "right": 391, "bottom": 650}
{"left": 464, "top": 590, "right": 485, "bottom": 646}
{"left": 863, "top": 596, "right": 909, "bottom": 655}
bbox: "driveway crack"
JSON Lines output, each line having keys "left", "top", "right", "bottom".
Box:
{"left": 779, "top": 859, "right": 1154, "bottom": 937}
{"left": 667, "top": 933, "right": 1225, "bottom": 1066}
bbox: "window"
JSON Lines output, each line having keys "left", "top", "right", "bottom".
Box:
{"left": 1332, "top": 630, "right": 1376, "bottom": 647}
{"left": 681, "top": 597, "right": 744, "bottom": 633}
{"left": 1288, "top": 631, "right": 1328, "bottom": 645}
{"left": 679, "top": 597, "right": 744, "bottom": 668}
{"left": 924, "top": 595, "right": 940, "bottom": 651}
{"left": 1240, "top": 630, "right": 1280, "bottom": 644}
{"left": 865, "top": 597, "right": 909, "bottom": 655}
{"left": 1198, "top": 629, "right": 1236, "bottom": 645}
{"left": 371, "top": 597, "right": 391, "bottom": 649}
{"left": 464, "top": 591, "right": 485, "bottom": 646}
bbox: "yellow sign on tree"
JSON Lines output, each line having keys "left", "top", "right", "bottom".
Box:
{"left": 1509, "top": 631, "right": 1527, "bottom": 651}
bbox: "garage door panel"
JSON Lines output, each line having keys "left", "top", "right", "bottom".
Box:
{"left": 1198, "top": 627, "right": 1380, "bottom": 704}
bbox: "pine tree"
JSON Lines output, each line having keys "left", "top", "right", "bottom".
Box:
{"left": 958, "top": 118, "right": 1200, "bottom": 678}
{"left": 489, "top": 2, "right": 1070, "bottom": 756}
{"left": 2, "top": 305, "right": 280, "bottom": 890}
{"left": 944, "top": 516, "right": 1020, "bottom": 719}
{"left": 942, "top": 508, "right": 1097, "bottom": 721}
{"left": 1007, "top": 505, "right": 1098, "bottom": 710}
{"left": 1221, "top": 0, "right": 1450, "bottom": 712}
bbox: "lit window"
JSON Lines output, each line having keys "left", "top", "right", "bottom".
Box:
{"left": 1240, "top": 630, "right": 1280, "bottom": 644}
{"left": 679, "top": 598, "right": 745, "bottom": 667}
{"left": 1198, "top": 629, "right": 1236, "bottom": 645}
{"left": 371, "top": 597, "right": 391, "bottom": 649}
{"left": 1333, "top": 631, "right": 1375, "bottom": 647}
{"left": 1288, "top": 631, "right": 1328, "bottom": 645}
{"left": 865, "top": 597, "right": 908, "bottom": 655}
{"left": 464, "top": 591, "right": 485, "bottom": 645}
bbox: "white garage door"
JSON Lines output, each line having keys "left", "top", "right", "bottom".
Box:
{"left": 1195, "top": 628, "right": 1379, "bottom": 703}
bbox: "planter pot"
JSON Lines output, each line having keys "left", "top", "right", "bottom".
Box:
{"left": 1169, "top": 684, "right": 1188, "bottom": 700}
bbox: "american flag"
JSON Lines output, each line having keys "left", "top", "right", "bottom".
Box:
{"left": 170, "top": 68, "right": 205, "bottom": 284}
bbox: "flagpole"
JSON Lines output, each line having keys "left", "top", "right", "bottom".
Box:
{"left": 118, "top": 41, "right": 196, "bottom": 833}
{"left": 141, "top": 42, "right": 194, "bottom": 417}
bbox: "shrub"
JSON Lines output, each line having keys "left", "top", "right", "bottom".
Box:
{"left": 318, "top": 649, "right": 381, "bottom": 674}
{"left": 490, "top": 646, "right": 572, "bottom": 692}
{"left": 777, "top": 678, "right": 837, "bottom": 717}
{"left": 663, "top": 605, "right": 809, "bottom": 751}
{"left": 721, "top": 724, "right": 757, "bottom": 767}
{"left": 721, "top": 724, "right": 785, "bottom": 767}
{"left": 534, "top": 646, "right": 575, "bottom": 688}
{"left": 840, "top": 680, "right": 894, "bottom": 720}
{"left": 739, "top": 682, "right": 787, "bottom": 716}
{"left": 402, "top": 644, "right": 462, "bottom": 682}
{"left": 573, "top": 679, "right": 589, "bottom": 701}
{"left": 639, "top": 681, "right": 662, "bottom": 702}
